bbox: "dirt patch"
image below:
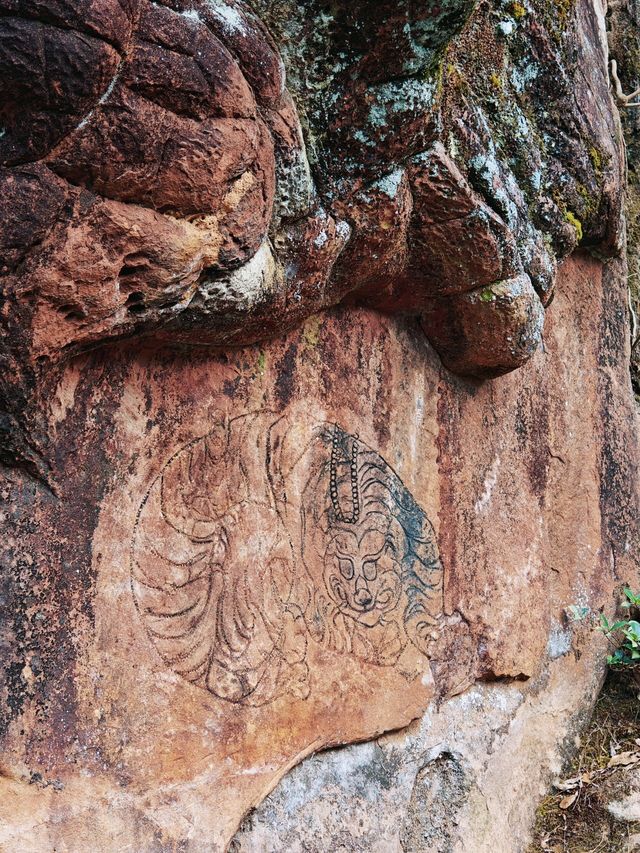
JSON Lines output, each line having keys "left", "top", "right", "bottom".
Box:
{"left": 529, "top": 670, "right": 640, "bottom": 852}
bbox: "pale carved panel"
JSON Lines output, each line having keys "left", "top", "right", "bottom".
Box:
{"left": 131, "top": 412, "right": 443, "bottom": 707}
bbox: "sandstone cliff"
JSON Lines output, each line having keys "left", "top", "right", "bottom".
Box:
{"left": 0, "top": 1, "right": 638, "bottom": 850}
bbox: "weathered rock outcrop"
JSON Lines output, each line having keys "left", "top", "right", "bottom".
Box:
{"left": 608, "top": 0, "right": 640, "bottom": 401}
{"left": 0, "top": 0, "right": 625, "bottom": 479}
{"left": 0, "top": 0, "right": 638, "bottom": 851}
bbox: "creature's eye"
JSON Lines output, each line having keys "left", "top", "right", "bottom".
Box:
{"left": 338, "top": 559, "right": 354, "bottom": 580}
{"left": 363, "top": 560, "right": 378, "bottom": 581}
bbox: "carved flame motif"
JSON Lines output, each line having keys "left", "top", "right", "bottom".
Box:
{"left": 131, "top": 414, "right": 443, "bottom": 705}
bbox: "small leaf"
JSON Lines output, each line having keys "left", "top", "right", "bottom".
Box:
{"left": 624, "top": 587, "right": 640, "bottom": 605}
{"left": 554, "top": 776, "right": 580, "bottom": 792}
{"left": 559, "top": 791, "right": 578, "bottom": 809}
{"left": 607, "top": 751, "right": 640, "bottom": 768}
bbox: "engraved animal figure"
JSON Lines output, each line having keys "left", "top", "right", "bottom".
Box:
{"left": 131, "top": 414, "right": 443, "bottom": 703}
{"left": 321, "top": 519, "right": 405, "bottom": 664}
{"left": 131, "top": 413, "right": 309, "bottom": 707}
{"left": 296, "top": 425, "right": 443, "bottom": 667}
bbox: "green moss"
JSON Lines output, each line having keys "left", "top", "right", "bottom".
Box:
{"left": 627, "top": 186, "right": 640, "bottom": 246}
{"left": 589, "top": 145, "right": 602, "bottom": 173}
{"left": 537, "top": 0, "right": 577, "bottom": 43}
{"left": 257, "top": 350, "right": 266, "bottom": 374}
{"left": 431, "top": 56, "right": 446, "bottom": 97}
{"left": 576, "top": 182, "right": 599, "bottom": 221}
{"left": 480, "top": 287, "right": 495, "bottom": 302}
{"left": 565, "top": 210, "right": 583, "bottom": 243}
{"left": 439, "top": 58, "right": 471, "bottom": 100}
{"left": 510, "top": 2, "right": 527, "bottom": 19}
{"left": 557, "top": 0, "right": 576, "bottom": 25}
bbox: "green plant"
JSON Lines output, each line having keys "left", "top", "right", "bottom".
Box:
{"left": 620, "top": 586, "right": 640, "bottom": 609}
{"left": 599, "top": 588, "right": 640, "bottom": 667}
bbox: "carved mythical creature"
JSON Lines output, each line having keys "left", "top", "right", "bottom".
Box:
{"left": 131, "top": 416, "right": 443, "bottom": 702}
{"left": 300, "top": 426, "right": 442, "bottom": 667}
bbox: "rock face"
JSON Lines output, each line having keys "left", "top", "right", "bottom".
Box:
{"left": 0, "top": 0, "right": 639, "bottom": 851}
{"left": 0, "top": 0, "right": 624, "bottom": 479}
{"left": 230, "top": 254, "right": 640, "bottom": 851}
{"left": 0, "top": 253, "right": 638, "bottom": 852}
{"left": 608, "top": 0, "right": 640, "bottom": 402}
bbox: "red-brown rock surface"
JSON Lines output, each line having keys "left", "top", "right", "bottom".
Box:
{"left": 0, "top": 0, "right": 624, "bottom": 479}
{"left": 0, "top": 0, "right": 638, "bottom": 850}
{"left": 0, "top": 252, "right": 638, "bottom": 851}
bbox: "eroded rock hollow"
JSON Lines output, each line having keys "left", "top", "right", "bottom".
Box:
{"left": 0, "top": 0, "right": 639, "bottom": 850}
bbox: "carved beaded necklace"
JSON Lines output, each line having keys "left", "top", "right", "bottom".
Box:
{"left": 329, "top": 426, "right": 360, "bottom": 524}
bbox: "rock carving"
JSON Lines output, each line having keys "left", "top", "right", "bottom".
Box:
{"left": 131, "top": 414, "right": 442, "bottom": 704}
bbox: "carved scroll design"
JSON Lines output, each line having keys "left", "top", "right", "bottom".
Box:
{"left": 131, "top": 413, "right": 443, "bottom": 705}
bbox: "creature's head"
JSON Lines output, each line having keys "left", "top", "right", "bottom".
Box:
{"left": 323, "top": 511, "right": 403, "bottom": 627}
{"left": 299, "top": 425, "right": 443, "bottom": 656}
